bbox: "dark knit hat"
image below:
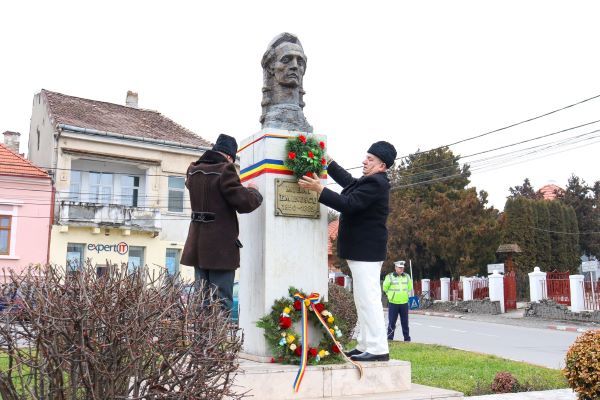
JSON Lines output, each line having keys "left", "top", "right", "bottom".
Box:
{"left": 212, "top": 134, "right": 238, "bottom": 159}
{"left": 367, "top": 141, "right": 397, "bottom": 168}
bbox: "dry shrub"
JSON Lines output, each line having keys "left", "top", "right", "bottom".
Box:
{"left": 0, "top": 262, "right": 246, "bottom": 400}
{"left": 327, "top": 282, "right": 357, "bottom": 340}
{"left": 491, "top": 371, "right": 519, "bottom": 393}
{"left": 564, "top": 330, "right": 600, "bottom": 400}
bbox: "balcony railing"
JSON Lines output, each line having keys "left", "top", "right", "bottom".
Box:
{"left": 58, "top": 201, "right": 161, "bottom": 232}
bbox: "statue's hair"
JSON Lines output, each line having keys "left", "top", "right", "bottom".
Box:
{"left": 260, "top": 33, "right": 306, "bottom": 124}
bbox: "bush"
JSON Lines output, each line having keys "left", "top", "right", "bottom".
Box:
{"left": 564, "top": 330, "right": 600, "bottom": 400}
{"left": 327, "top": 282, "right": 357, "bottom": 340}
{"left": 491, "top": 371, "right": 519, "bottom": 393}
{"left": 0, "top": 262, "right": 245, "bottom": 400}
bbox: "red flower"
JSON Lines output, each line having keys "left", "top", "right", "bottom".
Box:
{"left": 319, "top": 141, "right": 325, "bottom": 149}
{"left": 331, "top": 344, "right": 341, "bottom": 353}
{"left": 270, "top": 357, "right": 276, "bottom": 363}
{"left": 308, "top": 348, "right": 318, "bottom": 358}
{"left": 279, "top": 316, "right": 292, "bottom": 329}
{"left": 308, "top": 151, "right": 314, "bottom": 158}
{"left": 298, "top": 135, "right": 307, "bottom": 144}
{"left": 288, "top": 151, "right": 296, "bottom": 160}
{"left": 294, "top": 347, "right": 302, "bottom": 357}
{"left": 314, "top": 303, "right": 325, "bottom": 313}
{"left": 293, "top": 300, "right": 302, "bottom": 311}
{"left": 321, "top": 158, "right": 327, "bottom": 166}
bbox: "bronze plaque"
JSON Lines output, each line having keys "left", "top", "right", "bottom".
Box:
{"left": 274, "top": 179, "right": 320, "bottom": 219}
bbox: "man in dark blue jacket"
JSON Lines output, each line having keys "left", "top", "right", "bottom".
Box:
{"left": 299, "top": 141, "right": 396, "bottom": 362}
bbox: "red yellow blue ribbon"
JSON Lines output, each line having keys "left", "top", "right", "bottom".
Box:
{"left": 292, "top": 292, "right": 363, "bottom": 393}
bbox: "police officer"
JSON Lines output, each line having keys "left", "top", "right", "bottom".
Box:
{"left": 383, "top": 260, "right": 412, "bottom": 341}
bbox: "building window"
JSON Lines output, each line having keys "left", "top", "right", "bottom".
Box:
{"left": 36, "top": 128, "right": 40, "bottom": 151}
{"left": 165, "top": 248, "right": 180, "bottom": 277}
{"left": 128, "top": 246, "right": 145, "bottom": 271}
{"left": 66, "top": 243, "right": 85, "bottom": 271}
{"left": 122, "top": 176, "right": 140, "bottom": 207}
{"left": 89, "top": 172, "right": 113, "bottom": 204}
{"left": 168, "top": 176, "right": 185, "bottom": 213}
{"left": 69, "top": 171, "right": 81, "bottom": 201}
{"left": 0, "top": 216, "right": 11, "bottom": 255}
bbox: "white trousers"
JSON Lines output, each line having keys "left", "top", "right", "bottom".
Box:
{"left": 348, "top": 260, "right": 389, "bottom": 355}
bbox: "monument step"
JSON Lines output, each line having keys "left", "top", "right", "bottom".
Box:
{"left": 303, "top": 384, "right": 463, "bottom": 399}
{"left": 233, "top": 359, "right": 461, "bottom": 399}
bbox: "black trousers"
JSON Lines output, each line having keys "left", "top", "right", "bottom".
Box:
{"left": 194, "top": 268, "right": 235, "bottom": 311}
{"left": 387, "top": 302, "right": 410, "bottom": 341}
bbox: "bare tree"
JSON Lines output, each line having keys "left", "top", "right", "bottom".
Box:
{"left": 0, "top": 261, "right": 246, "bottom": 399}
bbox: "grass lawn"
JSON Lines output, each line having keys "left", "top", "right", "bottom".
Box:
{"left": 389, "top": 342, "right": 568, "bottom": 396}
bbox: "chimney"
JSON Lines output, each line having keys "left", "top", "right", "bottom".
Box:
{"left": 2, "top": 131, "right": 20, "bottom": 154}
{"left": 126, "top": 90, "right": 139, "bottom": 108}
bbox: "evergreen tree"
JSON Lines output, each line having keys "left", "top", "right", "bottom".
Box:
{"left": 501, "top": 197, "right": 536, "bottom": 272}
{"left": 533, "top": 201, "right": 552, "bottom": 269}
{"left": 547, "top": 200, "right": 568, "bottom": 269}
{"left": 509, "top": 178, "right": 541, "bottom": 199}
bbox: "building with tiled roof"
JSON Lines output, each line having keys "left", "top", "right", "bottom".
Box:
{"left": 327, "top": 219, "right": 340, "bottom": 272}
{"left": 0, "top": 137, "right": 52, "bottom": 279}
{"left": 27, "top": 89, "right": 213, "bottom": 281}
{"left": 538, "top": 183, "right": 564, "bottom": 200}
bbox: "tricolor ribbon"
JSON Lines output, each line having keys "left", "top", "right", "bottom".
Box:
{"left": 292, "top": 292, "right": 363, "bottom": 392}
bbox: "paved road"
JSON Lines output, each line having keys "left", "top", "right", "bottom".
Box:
{"left": 396, "top": 314, "right": 580, "bottom": 369}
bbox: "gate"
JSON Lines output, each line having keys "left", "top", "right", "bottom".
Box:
{"left": 583, "top": 278, "right": 600, "bottom": 311}
{"left": 429, "top": 280, "right": 441, "bottom": 300}
{"left": 503, "top": 271, "right": 517, "bottom": 311}
{"left": 450, "top": 280, "right": 463, "bottom": 301}
{"left": 471, "top": 277, "right": 489, "bottom": 300}
{"left": 546, "top": 271, "right": 571, "bottom": 306}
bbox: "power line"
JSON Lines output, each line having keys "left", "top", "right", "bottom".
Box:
{"left": 344, "top": 92, "right": 600, "bottom": 171}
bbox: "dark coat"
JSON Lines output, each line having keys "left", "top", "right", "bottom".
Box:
{"left": 318, "top": 161, "right": 390, "bottom": 261}
{"left": 180, "top": 151, "right": 263, "bottom": 270}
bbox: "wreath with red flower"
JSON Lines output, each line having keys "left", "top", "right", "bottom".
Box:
{"left": 285, "top": 134, "right": 327, "bottom": 178}
{"left": 257, "top": 287, "right": 349, "bottom": 365}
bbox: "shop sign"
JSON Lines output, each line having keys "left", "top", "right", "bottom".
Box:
{"left": 87, "top": 242, "right": 129, "bottom": 255}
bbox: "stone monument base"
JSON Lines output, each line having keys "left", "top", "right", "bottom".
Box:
{"left": 231, "top": 359, "right": 463, "bottom": 399}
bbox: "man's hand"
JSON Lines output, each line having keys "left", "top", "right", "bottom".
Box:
{"left": 247, "top": 182, "right": 258, "bottom": 191}
{"left": 298, "top": 173, "right": 324, "bottom": 195}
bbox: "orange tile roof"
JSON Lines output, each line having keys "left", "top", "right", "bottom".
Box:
{"left": 327, "top": 220, "right": 339, "bottom": 255}
{"left": 538, "top": 184, "right": 563, "bottom": 200}
{"left": 42, "top": 89, "right": 212, "bottom": 148}
{"left": 0, "top": 143, "right": 50, "bottom": 179}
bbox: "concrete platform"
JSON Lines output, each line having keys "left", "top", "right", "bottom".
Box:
{"left": 232, "top": 359, "right": 463, "bottom": 399}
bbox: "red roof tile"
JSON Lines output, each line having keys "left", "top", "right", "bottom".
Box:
{"left": 0, "top": 143, "right": 50, "bottom": 179}
{"left": 42, "top": 89, "right": 211, "bottom": 148}
{"left": 327, "top": 220, "right": 339, "bottom": 255}
{"left": 538, "top": 184, "right": 563, "bottom": 200}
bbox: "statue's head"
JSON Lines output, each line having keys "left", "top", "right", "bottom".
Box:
{"left": 260, "top": 33, "right": 312, "bottom": 131}
{"left": 262, "top": 33, "right": 307, "bottom": 90}
{"left": 263, "top": 35, "right": 306, "bottom": 88}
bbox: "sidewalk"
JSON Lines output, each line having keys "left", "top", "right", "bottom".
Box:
{"left": 464, "top": 388, "right": 576, "bottom": 399}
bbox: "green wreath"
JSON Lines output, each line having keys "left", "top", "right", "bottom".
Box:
{"left": 284, "top": 134, "right": 327, "bottom": 178}
{"left": 257, "top": 287, "right": 350, "bottom": 365}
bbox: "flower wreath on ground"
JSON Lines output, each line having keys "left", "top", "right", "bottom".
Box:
{"left": 257, "top": 287, "right": 350, "bottom": 365}
{"left": 285, "top": 134, "right": 327, "bottom": 178}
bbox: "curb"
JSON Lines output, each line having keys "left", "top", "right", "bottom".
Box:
{"left": 547, "top": 325, "right": 600, "bottom": 333}
{"left": 410, "top": 310, "right": 465, "bottom": 319}
{"left": 411, "top": 310, "right": 600, "bottom": 333}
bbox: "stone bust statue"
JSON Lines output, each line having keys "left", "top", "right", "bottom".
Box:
{"left": 260, "top": 33, "right": 313, "bottom": 132}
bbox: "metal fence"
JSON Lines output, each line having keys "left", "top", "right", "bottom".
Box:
{"left": 471, "top": 277, "right": 489, "bottom": 300}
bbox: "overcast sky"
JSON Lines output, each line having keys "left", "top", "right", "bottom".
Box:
{"left": 2, "top": 0, "right": 599, "bottom": 209}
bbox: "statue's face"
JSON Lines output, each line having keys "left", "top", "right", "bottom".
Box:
{"left": 272, "top": 43, "right": 306, "bottom": 87}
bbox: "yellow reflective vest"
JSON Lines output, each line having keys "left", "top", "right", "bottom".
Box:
{"left": 383, "top": 272, "right": 413, "bottom": 305}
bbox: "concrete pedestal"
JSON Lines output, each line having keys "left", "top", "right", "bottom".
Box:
{"left": 232, "top": 359, "right": 462, "bottom": 400}
{"left": 238, "top": 128, "right": 329, "bottom": 358}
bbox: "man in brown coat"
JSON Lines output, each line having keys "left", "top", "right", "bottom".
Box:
{"left": 181, "top": 134, "right": 263, "bottom": 310}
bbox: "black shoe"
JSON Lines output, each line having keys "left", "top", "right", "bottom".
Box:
{"left": 404, "top": 338, "right": 411, "bottom": 342}
{"left": 343, "top": 348, "right": 363, "bottom": 357}
{"left": 350, "top": 352, "right": 390, "bottom": 362}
